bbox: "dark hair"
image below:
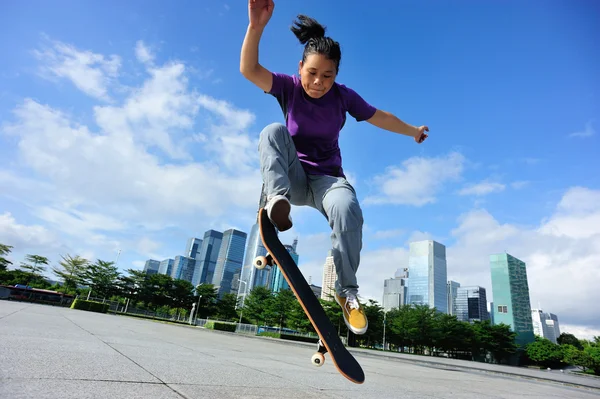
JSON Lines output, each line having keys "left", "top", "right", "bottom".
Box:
{"left": 290, "top": 15, "right": 341, "bottom": 73}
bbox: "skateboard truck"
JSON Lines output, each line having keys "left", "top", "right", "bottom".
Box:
{"left": 253, "top": 253, "right": 275, "bottom": 270}
{"left": 311, "top": 339, "right": 327, "bottom": 367}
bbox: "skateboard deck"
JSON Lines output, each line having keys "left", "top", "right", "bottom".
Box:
{"left": 255, "top": 207, "right": 365, "bottom": 384}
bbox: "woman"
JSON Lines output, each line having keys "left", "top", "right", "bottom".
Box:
{"left": 240, "top": 0, "right": 429, "bottom": 335}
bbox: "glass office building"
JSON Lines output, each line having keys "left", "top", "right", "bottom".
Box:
{"left": 270, "top": 242, "right": 298, "bottom": 292}
{"left": 447, "top": 280, "right": 460, "bottom": 316}
{"left": 406, "top": 240, "right": 448, "bottom": 313}
{"left": 194, "top": 230, "right": 223, "bottom": 287}
{"left": 212, "top": 229, "right": 247, "bottom": 298}
{"left": 455, "top": 286, "right": 490, "bottom": 323}
{"left": 490, "top": 253, "right": 535, "bottom": 347}
{"left": 238, "top": 223, "right": 269, "bottom": 306}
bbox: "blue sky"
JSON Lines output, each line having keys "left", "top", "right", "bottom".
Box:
{"left": 1, "top": 1, "right": 599, "bottom": 338}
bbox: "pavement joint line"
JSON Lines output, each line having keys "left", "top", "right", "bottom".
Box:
{"left": 182, "top": 324, "right": 600, "bottom": 393}
{"left": 0, "top": 303, "right": 32, "bottom": 320}
{"left": 102, "top": 313, "right": 600, "bottom": 394}
{"left": 345, "top": 348, "right": 600, "bottom": 393}
{"left": 60, "top": 314, "right": 193, "bottom": 399}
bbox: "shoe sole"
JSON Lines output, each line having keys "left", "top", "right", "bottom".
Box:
{"left": 335, "top": 295, "right": 368, "bottom": 335}
{"left": 270, "top": 199, "right": 292, "bottom": 232}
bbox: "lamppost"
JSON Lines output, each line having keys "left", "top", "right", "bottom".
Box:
{"left": 194, "top": 289, "right": 203, "bottom": 325}
{"left": 382, "top": 310, "right": 387, "bottom": 351}
{"left": 238, "top": 280, "right": 247, "bottom": 324}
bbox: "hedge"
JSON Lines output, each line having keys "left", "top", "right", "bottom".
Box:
{"left": 280, "top": 333, "right": 319, "bottom": 344}
{"left": 70, "top": 299, "right": 109, "bottom": 313}
{"left": 204, "top": 321, "right": 237, "bottom": 332}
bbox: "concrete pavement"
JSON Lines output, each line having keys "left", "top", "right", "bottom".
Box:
{"left": 1, "top": 301, "right": 599, "bottom": 398}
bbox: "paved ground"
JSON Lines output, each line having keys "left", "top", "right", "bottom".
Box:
{"left": 1, "top": 301, "right": 599, "bottom": 399}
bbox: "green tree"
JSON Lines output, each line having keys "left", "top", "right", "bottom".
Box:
{"left": 242, "top": 286, "right": 274, "bottom": 326}
{"left": 215, "top": 293, "right": 239, "bottom": 321}
{"left": 435, "top": 313, "right": 469, "bottom": 357}
{"left": 321, "top": 298, "right": 346, "bottom": 336}
{"left": 557, "top": 332, "right": 583, "bottom": 350}
{"left": 526, "top": 337, "right": 565, "bottom": 369}
{"left": 0, "top": 243, "right": 13, "bottom": 271}
{"left": 357, "top": 299, "right": 384, "bottom": 348}
{"left": 286, "top": 296, "right": 313, "bottom": 332}
{"left": 488, "top": 323, "right": 518, "bottom": 364}
{"left": 171, "top": 279, "right": 195, "bottom": 310}
{"left": 270, "top": 289, "right": 296, "bottom": 330}
{"left": 562, "top": 344, "right": 592, "bottom": 373}
{"left": 583, "top": 343, "right": 600, "bottom": 375}
{"left": 387, "top": 305, "right": 416, "bottom": 353}
{"left": 52, "top": 254, "right": 89, "bottom": 294}
{"left": 195, "top": 283, "right": 219, "bottom": 319}
{"left": 80, "top": 259, "right": 121, "bottom": 299}
{"left": 19, "top": 254, "right": 50, "bottom": 286}
{"left": 412, "top": 304, "right": 437, "bottom": 355}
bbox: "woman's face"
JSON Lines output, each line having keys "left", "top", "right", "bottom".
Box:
{"left": 298, "top": 53, "right": 337, "bottom": 99}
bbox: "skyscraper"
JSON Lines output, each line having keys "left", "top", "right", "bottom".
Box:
{"left": 321, "top": 250, "right": 336, "bottom": 300}
{"left": 143, "top": 259, "right": 160, "bottom": 275}
{"left": 212, "top": 229, "right": 247, "bottom": 298}
{"left": 406, "top": 240, "right": 448, "bottom": 313}
{"left": 531, "top": 309, "right": 561, "bottom": 344}
{"left": 194, "top": 230, "right": 223, "bottom": 287}
{"left": 185, "top": 238, "right": 203, "bottom": 259}
{"left": 490, "top": 253, "right": 535, "bottom": 347}
{"left": 171, "top": 255, "right": 196, "bottom": 283}
{"left": 158, "top": 258, "right": 174, "bottom": 276}
{"left": 447, "top": 280, "right": 461, "bottom": 316}
{"left": 455, "top": 286, "right": 490, "bottom": 323}
{"left": 382, "top": 269, "right": 408, "bottom": 312}
{"left": 237, "top": 223, "right": 269, "bottom": 306}
{"left": 271, "top": 241, "right": 299, "bottom": 292}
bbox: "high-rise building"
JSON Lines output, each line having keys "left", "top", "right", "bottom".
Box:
{"left": 194, "top": 230, "right": 223, "bottom": 287}
{"left": 237, "top": 223, "right": 268, "bottom": 306}
{"left": 321, "top": 251, "right": 336, "bottom": 300}
{"left": 212, "top": 229, "right": 247, "bottom": 298}
{"left": 271, "top": 241, "right": 298, "bottom": 293}
{"left": 158, "top": 258, "right": 174, "bottom": 276}
{"left": 143, "top": 259, "right": 160, "bottom": 275}
{"left": 383, "top": 269, "right": 408, "bottom": 312}
{"left": 490, "top": 253, "right": 535, "bottom": 347}
{"left": 488, "top": 301, "right": 495, "bottom": 325}
{"left": 171, "top": 255, "right": 196, "bottom": 283}
{"left": 455, "top": 286, "right": 490, "bottom": 323}
{"left": 531, "top": 309, "right": 561, "bottom": 344}
{"left": 185, "top": 238, "right": 203, "bottom": 259}
{"left": 406, "top": 240, "right": 448, "bottom": 313}
{"left": 447, "top": 280, "right": 461, "bottom": 316}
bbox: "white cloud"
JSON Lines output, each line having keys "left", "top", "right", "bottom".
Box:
{"left": 372, "top": 229, "right": 405, "bottom": 240}
{"left": 33, "top": 35, "right": 121, "bottom": 101}
{"left": 568, "top": 120, "right": 596, "bottom": 138}
{"left": 458, "top": 181, "right": 505, "bottom": 196}
{"left": 0, "top": 212, "right": 64, "bottom": 263}
{"left": 1, "top": 36, "right": 263, "bottom": 266}
{"left": 364, "top": 152, "right": 465, "bottom": 206}
{"left": 135, "top": 40, "right": 154, "bottom": 64}
{"left": 446, "top": 186, "right": 600, "bottom": 333}
{"left": 511, "top": 180, "right": 529, "bottom": 189}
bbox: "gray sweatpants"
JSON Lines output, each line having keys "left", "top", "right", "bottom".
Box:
{"left": 258, "top": 122, "right": 363, "bottom": 298}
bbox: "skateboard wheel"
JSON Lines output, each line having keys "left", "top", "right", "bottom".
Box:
{"left": 311, "top": 352, "right": 325, "bottom": 367}
{"left": 253, "top": 256, "right": 268, "bottom": 270}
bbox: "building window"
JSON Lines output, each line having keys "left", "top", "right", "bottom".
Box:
{"left": 497, "top": 305, "right": 508, "bottom": 314}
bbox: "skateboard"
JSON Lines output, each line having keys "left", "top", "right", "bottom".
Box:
{"left": 253, "top": 206, "right": 365, "bottom": 384}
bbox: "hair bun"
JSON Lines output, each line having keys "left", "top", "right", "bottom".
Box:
{"left": 291, "top": 15, "right": 326, "bottom": 44}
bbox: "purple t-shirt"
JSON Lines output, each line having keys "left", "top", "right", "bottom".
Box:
{"left": 268, "top": 72, "right": 377, "bottom": 177}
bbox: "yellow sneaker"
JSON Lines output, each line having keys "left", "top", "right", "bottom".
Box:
{"left": 335, "top": 293, "right": 368, "bottom": 335}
